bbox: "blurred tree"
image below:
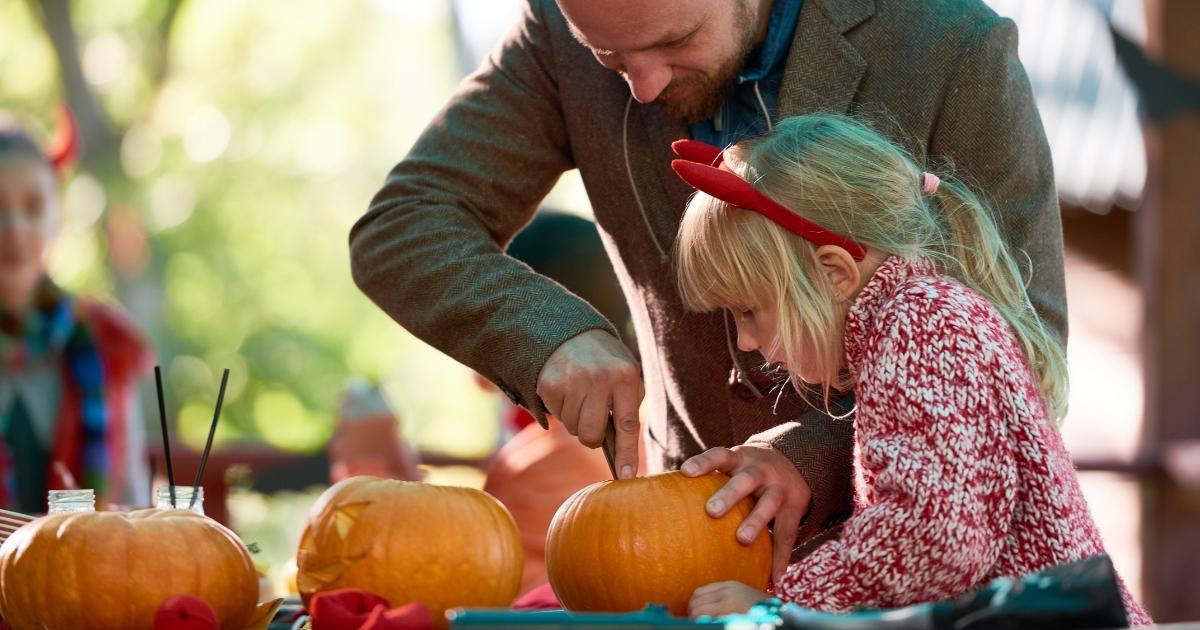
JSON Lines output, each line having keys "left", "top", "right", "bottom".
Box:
{"left": 0, "top": 0, "right": 501, "bottom": 457}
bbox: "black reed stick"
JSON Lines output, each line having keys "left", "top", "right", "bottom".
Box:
{"left": 155, "top": 366, "right": 177, "bottom": 509}
{"left": 190, "top": 368, "right": 229, "bottom": 510}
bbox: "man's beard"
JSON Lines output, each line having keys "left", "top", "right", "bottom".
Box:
{"left": 658, "top": 0, "right": 759, "bottom": 124}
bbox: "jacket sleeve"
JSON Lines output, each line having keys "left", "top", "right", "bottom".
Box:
{"left": 929, "top": 16, "right": 1068, "bottom": 344}
{"left": 349, "top": 0, "right": 617, "bottom": 418}
{"left": 774, "top": 305, "right": 1018, "bottom": 612}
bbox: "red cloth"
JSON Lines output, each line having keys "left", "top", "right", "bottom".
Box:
{"left": 154, "top": 595, "right": 218, "bottom": 630}
{"left": 504, "top": 404, "right": 536, "bottom": 432}
{"left": 511, "top": 582, "right": 561, "bottom": 611}
{"left": 310, "top": 589, "right": 433, "bottom": 630}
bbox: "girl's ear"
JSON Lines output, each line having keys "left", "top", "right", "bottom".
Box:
{"left": 814, "top": 245, "right": 861, "bottom": 302}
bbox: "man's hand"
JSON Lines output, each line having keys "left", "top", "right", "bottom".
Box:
{"left": 682, "top": 444, "right": 811, "bottom": 582}
{"left": 688, "top": 581, "right": 771, "bottom": 618}
{"left": 537, "top": 329, "right": 643, "bottom": 479}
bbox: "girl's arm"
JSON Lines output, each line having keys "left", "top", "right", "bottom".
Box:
{"left": 776, "top": 302, "right": 1019, "bottom": 611}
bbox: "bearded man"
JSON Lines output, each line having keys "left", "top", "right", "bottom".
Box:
{"left": 350, "top": 0, "right": 1065, "bottom": 581}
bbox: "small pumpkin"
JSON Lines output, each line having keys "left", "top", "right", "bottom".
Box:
{"left": 0, "top": 509, "right": 259, "bottom": 629}
{"left": 296, "top": 476, "right": 523, "bottom": 627}
{"left": 545, "top": 471, "right": 772, "bottom": 615}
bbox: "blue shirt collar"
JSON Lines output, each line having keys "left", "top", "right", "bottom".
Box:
{"left": 737, "top": 0, "right": 804, "bottom": 84}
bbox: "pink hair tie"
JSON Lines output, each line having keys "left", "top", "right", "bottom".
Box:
{"left": 922, "top": 172, "right": 941, "bottom": 196}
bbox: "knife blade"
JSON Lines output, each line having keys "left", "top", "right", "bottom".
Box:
{"left": 601, "top": 411, "right": 619, "bottom": 480}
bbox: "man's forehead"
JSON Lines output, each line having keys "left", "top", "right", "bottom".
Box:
{"left": 560, "top": 0, "right": 707, "bottom": 53}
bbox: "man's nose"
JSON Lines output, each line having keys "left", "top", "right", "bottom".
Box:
{"left": 623, "top": 58, "right": 672, "bottom": 104}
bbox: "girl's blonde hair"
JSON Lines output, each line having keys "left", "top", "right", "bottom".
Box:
{"left": 675, "top": 114, "right": 1068, "bottom": 422}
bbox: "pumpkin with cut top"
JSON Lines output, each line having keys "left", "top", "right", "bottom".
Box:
{"left": 545, "top": 471, "right": 772, "bottom": 615}
{"left": 296, "top": 476, "right": 523, "bottom": 627}
{"left": 0, "top": 509, "right": 259, "bottom": 629}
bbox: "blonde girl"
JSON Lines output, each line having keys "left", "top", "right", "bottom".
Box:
{"left": 672, "top": 114, "right": 1149, "bottom": 626}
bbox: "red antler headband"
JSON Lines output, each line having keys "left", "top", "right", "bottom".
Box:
{"left": 45, "top": 104, "right": 79, "bottom": 173}
{"left": 670, "top": 139, "right": 867, "bottom": 261}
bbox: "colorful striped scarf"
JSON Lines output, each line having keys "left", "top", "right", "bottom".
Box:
{"left": 0, "top": 279, "right": 109, "bottom": 507}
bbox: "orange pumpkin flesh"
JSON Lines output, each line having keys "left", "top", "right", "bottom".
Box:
{"left": 296, "top": 476, "right": 523, "bottom": 627}
{"left": 545, "top": 471, "right": 772, "bottom": 616}
{"left": 0, "top": 509, "right": 259, "bottom": 630}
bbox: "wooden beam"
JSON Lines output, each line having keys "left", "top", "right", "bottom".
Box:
{"left": 1137, "top": 0, "right": 1200, "bottom": 622}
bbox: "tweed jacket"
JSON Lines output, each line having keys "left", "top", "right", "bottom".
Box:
{"left": 349, "top": 0, "right": 1067, "bottom": 544}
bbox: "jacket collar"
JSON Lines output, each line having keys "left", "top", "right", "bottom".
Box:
{"left": 778, "top": 0, "right": 873, "bottom": 117}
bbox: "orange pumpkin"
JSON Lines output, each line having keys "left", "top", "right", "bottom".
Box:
{"left": 0, "top": 509, "right": 259, "bottom": 630}
{"left": 545, "top": 471, "right": 772, "bottom": 615}
{"left": 296, "top": 476, "right": 523, "bottom": 627}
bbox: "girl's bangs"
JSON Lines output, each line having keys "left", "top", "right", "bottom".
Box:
{"left": 676, "top": 193, "right": 786, "bottom": 313}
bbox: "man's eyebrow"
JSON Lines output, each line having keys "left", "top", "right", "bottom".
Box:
{"left": 568, "top": 20, "right": 702, "bottom": 55}
{"left": 634, "top": 22, "right": 702, "bottom": 52}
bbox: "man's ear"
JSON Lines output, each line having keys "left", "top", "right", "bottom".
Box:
{"left": 813, "top": 245, "right": 861, "bottom": 302}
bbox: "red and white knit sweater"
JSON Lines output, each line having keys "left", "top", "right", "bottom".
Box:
{"left": 775, "top": 256, "right": 1150, "bottom": 626}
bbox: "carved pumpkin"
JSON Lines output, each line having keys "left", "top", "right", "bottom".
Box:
{"left": 296, "top": 476, "right": 522, "bottom": 627}
{"left": 0, "top": 509, "right": 259, "bottom": 629}
{"left": 545, "top": 471, "right": 772, "bottom": 615}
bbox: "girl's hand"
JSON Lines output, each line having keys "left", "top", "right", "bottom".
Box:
{"left": 681, "top": 444, "right": 811, "bottom": 582}
{"left": 688, "top": 581, "right": 771, "bottom": 618}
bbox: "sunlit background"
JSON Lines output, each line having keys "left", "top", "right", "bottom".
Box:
{"left": 2, "top": 0, "right": 1196, "bottom": 621}
{"left": 0, "top": 0, "right": 603, "bottom": 594}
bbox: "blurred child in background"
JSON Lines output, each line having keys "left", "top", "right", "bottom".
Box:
{"left": 0, "top": 109, "right": 152, "bottom": 512}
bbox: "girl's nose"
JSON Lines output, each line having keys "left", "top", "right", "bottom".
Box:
{"left": 736, "top": 325, "right": 758, "bottom": 354}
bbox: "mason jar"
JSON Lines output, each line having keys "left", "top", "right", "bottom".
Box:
{"left": 47, "top": 489, "right": 96, "bottom": 513}
{"left": 155, "top": 485, "right": 205, "bottom": 515}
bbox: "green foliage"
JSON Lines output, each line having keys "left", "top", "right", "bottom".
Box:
{"left": 0, "top": 0, "right": 502, "bottom": 457}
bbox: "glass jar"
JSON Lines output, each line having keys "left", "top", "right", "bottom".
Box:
{"left": 47, "top": 489, "right": 96, "bottom": 513}
{"left": 155, "top": 485, "right": 205, "bottom": 515}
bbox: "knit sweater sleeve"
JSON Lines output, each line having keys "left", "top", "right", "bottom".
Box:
{"left": 775, "top": 289, "right": 1019, "bottom": 611}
